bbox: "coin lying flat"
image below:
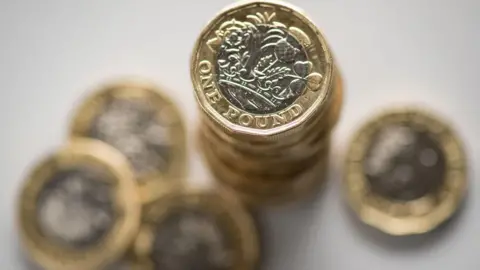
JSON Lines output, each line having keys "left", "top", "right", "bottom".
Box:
{"left": 18, "top": 138, "right": 140, "bottom": 270}
{"left": 344, "top": 108, "right": 467, "bottom": 235}
{"left": 69, "top": 79, "right": 187, "bottom": 203}
{"left": 130, "top": 189, "right": 259, "bottom": 270}
{"left": 191, "top": 0, "right": 335, "bottom": 139}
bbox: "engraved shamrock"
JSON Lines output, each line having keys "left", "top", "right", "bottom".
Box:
{"left": 288, "top": 61, "right": 323, "bottom": 94}
{"left": 274, "top": 38, "right": 300, "bottom": 63}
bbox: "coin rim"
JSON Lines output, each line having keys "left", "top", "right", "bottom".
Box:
{"left": 344, "top": 107, "right": 467, "bottom": 235}
{"left": 17, "top": 138, "right": 141, "bottom": 270}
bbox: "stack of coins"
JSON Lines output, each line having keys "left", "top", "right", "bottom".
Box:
{"left": 191, "top": 0, "right": 343, "bottom": 205}
{"left": 344, "top": 108, "right": 467, "bottom": 235}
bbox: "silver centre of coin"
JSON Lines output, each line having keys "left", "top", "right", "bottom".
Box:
{"left": 90, "top": 99, "right": 172, "bottom": 178}
{"left": 36, "top": 167, "right": 115, "bottom": 248}
{"left": 363, "top": 124, "right": 446, "bottom": 201}
{"left": 215, "top": 15, "right": 310, "bottom": 114}
{"left": 151, "top": 209, "right": 234, "bottom": 270}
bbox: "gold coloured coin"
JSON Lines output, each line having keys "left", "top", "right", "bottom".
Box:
{"left": 344, "top": 108, "right": 467, "bottom": 235}
{"left": 18, "top": 138, "right": 140, "bottom": 270}
{"left": 69, "top": 79, "right": 187, "bottom": 203}
{"left": 130, "top": 188, "right": 259, "bottom": 270}
{"left": 191, "top": 0, "right": 335, "bottom": 139}
{"left": 219, "top": 152, "right": 330, "bottom": 205}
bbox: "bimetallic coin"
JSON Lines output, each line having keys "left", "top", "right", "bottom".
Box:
{"left": 191, "top": 0, "right": 335, "bottom": 138}
{"left": 18, "top": 138, "right": 140, "bottom": 270}
{"left": 344, "top": 108, "right": 467, "bottom": 235}
{"left": 69, "top": 79, "right": 187, "bottom": 190}
{"left": 131, "top": 189, "right": 259, "bottom": 270}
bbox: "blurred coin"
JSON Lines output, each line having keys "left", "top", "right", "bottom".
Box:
{"left": 130, "top": 188, "right": 259, "bottom": 270}
{"left": 344, "top": 108, "right": 467, "bottom": 235}
{"left": 18, "top": 138, "right": 140, "bottom": 270}
{"left": 69, "top": 79, "right": 187, "bottom": 203}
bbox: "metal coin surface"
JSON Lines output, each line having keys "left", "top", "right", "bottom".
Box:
{"left": 344, "top": 108, "right": 467, "bottom": 235}
{"left": 131, "top": 189, "right": 259, "bottom": 270}
{"left": 191, "top": 0, "right": 335, "bottom": 138}
{"left": 18, "top": 138, "right": 140, "bottom": 270}
{"left": 69, "top": 79, "right": 187, "bottom": 186}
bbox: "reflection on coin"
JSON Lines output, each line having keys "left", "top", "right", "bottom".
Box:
{"left": 344, "top": 108, "right": 467, "bottom": 235}
{"left": 131, "top": 189, "right": 259, "bottom": 270}
{"left": 191, "top": 0, "right": 334, "bottom": 138}
{"left": 69, "top": 79, "right": 187, "bottom": 186}
{"left": 18, "top": 138, "right": 140, "bottom": 270}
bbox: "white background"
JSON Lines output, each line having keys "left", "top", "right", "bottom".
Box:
{"left": 1, "top": 0, "right": 479, "bottom": 269}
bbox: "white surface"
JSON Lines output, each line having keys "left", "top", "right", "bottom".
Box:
{"left": 1, "top": 0, "right": 479, "bottom": 269}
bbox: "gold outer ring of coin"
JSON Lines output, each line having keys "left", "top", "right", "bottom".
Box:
{"left": 17, "top": 138, "right": 141, "bottom": 270}
{"left": 344, "top": 107, "right": 467, "bottom": 235}
{"left": 68, "top": 78, "right": 187, "bottom": 204}
{"left": 191, "top": 0, "right": 335, "bottom": 140}
{"left": 129, "top": 188, "right": 260, "bottom": 270}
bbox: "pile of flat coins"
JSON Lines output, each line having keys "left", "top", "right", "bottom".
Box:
{"left": 17, "top": 79, "right": 261, "bottom": 270}
{"left": 344, "top": 108, "right": 467, "bottom": 235}
{"left": 191, "top": 0, "right": 343, "bottom": 205}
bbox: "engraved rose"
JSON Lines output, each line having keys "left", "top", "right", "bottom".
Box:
{"left": 288, "top": 61, "right": 323, "bottom": 94}
{"left": 225, "top": 30, "right": 243, "bottom": 47}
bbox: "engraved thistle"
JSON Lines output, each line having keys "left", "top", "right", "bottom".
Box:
{"left": 209, "top": 12, "right": 323, "bottom": 114}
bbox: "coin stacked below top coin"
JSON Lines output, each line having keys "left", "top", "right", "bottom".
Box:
{"left": 344, "top": 107, "right": 467, "bottom": 235}
{"left": 191, "top": 0, "right": 343, "bottom": 205}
